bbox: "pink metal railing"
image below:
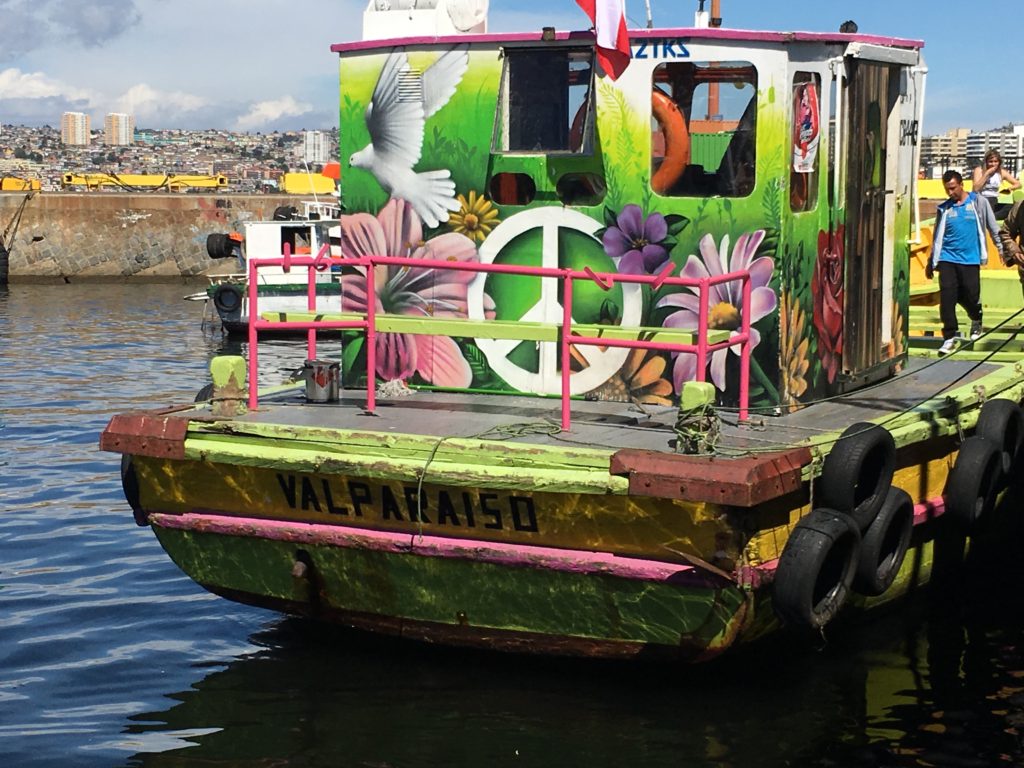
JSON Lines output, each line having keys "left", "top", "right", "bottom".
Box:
{"left": 245, "top": 243, "right": 753, "bottom": 426}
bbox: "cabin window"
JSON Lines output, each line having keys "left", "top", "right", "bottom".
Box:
{"left": 651, "top": 61, "right": 757, "bottom": 197}
{"left": 494, "top": 48, "right": 594, "bottom": 153}
{"left": 790, "top": 72, "right": 821, "bottom": 212}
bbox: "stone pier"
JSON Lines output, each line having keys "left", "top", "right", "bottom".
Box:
{"left": 0, "top": 192, "right": 313, "bottom": 282}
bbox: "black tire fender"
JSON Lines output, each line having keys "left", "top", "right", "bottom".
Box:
{"left": 945, "top": 436, "right": 1002, "bottom": 529}
{"left": 195, "top": 383, "right": 214, "bottom": 403}
{"left": 212, "top": 283, "right": 243, "bottom": 315}
{"left": 817, "top": 422, "right": 896, "bottom": 530}
{"left": 773, "top": 509, "right": 861, "bottom": 630}
{"left": 853, "top": 486, "right": 914, "bottom": 596}
{"left": 120, "top": 455, "right": 147, "bottom": 526}
{"left": 975, "top": 398, "right": 1024, "bottom": 477}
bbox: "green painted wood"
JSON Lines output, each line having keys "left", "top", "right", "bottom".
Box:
{"left": 152, "top": 523, "right": 749, "bottom": 651}
{"left": 262, "top": 311, "right": 732, "bottom": 347}
{"left": 570, "top": 324, "right": 731, "bottom": 345}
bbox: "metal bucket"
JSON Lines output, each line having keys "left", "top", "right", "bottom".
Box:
{"left": 303, "top": 359, "right": 339, "bottom": 403}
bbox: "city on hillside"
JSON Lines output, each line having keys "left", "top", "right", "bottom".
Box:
{"left": 1, "top": 110, "right": 1022, "bottom": 193}
{"left": 0, "top": 112, "right": 339, "bottom": 193}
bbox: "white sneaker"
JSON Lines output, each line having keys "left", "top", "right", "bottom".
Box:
{"left": 938, "top": 337, "right": 958, "bottom": 356}
{"left": 970, "top": 322, "right": 983, "bottom": 341}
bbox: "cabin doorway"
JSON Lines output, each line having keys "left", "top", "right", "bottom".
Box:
{"left": 841, "top": 59, "right": 898, "bottom": 385}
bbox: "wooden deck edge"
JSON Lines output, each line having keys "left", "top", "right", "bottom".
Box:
{"left": 609, "top": 447, "right": 813, "bottom": 507}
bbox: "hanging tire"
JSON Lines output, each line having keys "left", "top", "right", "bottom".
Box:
{"left": 945, "top": 436, "right": 1002, "bottom": 529}
{"left": 120, "top": 455, "right": 147, "bottom": 526}
{"left": 975, "top": 399, "right": 1024, "bottom": 477}
{"left": 212, "top": 283, "right": 243, "bottom": 315}
{"left": 195, "top": 383, "right": 214, "bottom": 403}
{"left": 773, "top": 509, "right": 861, "bottom": 630}
{"left": 853, "top": 487, "right": 914, "bottom": 596}
{"left": 817, "top": 422, "right": 896, "bottom": 531}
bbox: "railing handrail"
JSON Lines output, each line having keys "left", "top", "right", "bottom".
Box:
{"left": 246, "top": 243, "right": 753, "bottom": 427}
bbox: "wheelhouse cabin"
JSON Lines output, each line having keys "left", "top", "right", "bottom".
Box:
{"left": 332, "top": 11, "right": 925, "bottom": 413}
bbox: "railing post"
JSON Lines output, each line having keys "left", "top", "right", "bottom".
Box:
{"left": 739, "top": 274, "right": 752, "bottom": 421}
{"left": 696, "top": 277, "right": 710, "bottom": 383}
{"left": 247, "top": 251, "right": 260, "bottom": 410}
{"left": 365, "top": 261, "right": 376, "bottom": 413}
{"left": 561, "top": 271, "right": 574, "bottom": 431}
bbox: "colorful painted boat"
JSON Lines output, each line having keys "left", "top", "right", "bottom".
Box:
{"left": 196, "top": 199, "right": 344, "bottom": 334}
{"left": 102, "top": 5, "right": 1024, "bottom": 660}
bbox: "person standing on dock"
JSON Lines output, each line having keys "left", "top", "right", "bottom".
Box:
{"left": 972, "top": 150, "right": 1020, "bottom": 220}
{"left": 927, "top": 170, "right": 1003, "bottom": 355}
{"left": 997, "top": 198, "right": 1024, "bottom": 299}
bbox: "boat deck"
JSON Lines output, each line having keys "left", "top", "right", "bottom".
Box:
{"left": 228, "top": 356, "right": 999, "bottom": 455}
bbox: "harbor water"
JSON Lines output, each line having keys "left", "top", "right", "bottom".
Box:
{"left": 2, "top": 283, "right": 1024, "bottom": 767}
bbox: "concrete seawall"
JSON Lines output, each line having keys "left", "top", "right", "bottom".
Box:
{"left": 0, "top": 192, "right": 315, "bottom": 283}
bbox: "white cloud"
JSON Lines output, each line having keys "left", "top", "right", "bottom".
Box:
{"left": 0, "top": 67, "right": 93, "bottom": 101}
{"left": 234, "top": 96, "right": 313, "bottom": 132}
{"left": 114, "top": 84, "right": 209, "bottom": 121}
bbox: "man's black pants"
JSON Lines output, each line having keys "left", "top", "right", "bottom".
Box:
{"left": 938, "top": 261, "right": 982, "bottom": 340}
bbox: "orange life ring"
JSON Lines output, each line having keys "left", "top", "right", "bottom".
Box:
{"left": 569, "top": 90, "right": 691, "bottom": 195}
{"left": 651, "top": 88, "right": 690, "bottom": 194}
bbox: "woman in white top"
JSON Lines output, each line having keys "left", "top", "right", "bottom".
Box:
{"left": 973, "top": 149, "right": 1021, "bottom": 220}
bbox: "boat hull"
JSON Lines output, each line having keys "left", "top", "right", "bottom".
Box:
{"left": 149, "top": 511, "right": 754, "bottom": 660}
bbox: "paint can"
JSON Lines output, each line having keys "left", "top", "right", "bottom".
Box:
{"left": 303, "top": 359, "right": 339, "bottom": 403}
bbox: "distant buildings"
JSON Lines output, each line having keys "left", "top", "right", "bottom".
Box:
{"left": 921, "top": 125, "right": 1024, "bottom": 177}
{"left": 61, "top": 112, "right": 91, "bottom": 146}
{"left": 104, "top": 113, "right": 135, "bottom": 146}
{"left": 303, "top": 130, "right": 329, "bottom": 165}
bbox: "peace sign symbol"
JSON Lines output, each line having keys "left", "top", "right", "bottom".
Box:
{"left": 467, "top": 207, "right": 642, "bottom": 395}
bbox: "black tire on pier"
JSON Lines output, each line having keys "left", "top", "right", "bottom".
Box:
{"left": 195, "top": 384, "right": 214, "bottom": 402}
{"left": 0, "top": 244, "right": 8, "bottom": 285}
{"left": 975, "top": 398, "right": 1024, "bottom": 478}
{"left": 945, "top": 436, "right": 1002, "bottom": 529}
{"left": 773, "top": 509, "right": 861, "bottom": 630}
{"left": 853, "top": 486, "right": 914, "bottom": 596}
{"left": 817, "top": 422, "right": 896, "bottom": 531}
{"left": 206, "top": 233, "right": 235, "bottom": 260}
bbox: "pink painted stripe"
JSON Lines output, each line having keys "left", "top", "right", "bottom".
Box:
{"left": 148, "top": 512, "right": 726, "bottom": 586}
{"left": 331, "top": 27, "right": 922, "bottom": 53}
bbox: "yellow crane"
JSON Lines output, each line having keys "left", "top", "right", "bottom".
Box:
{"left": 61, "top": 173, "right": 228, "bottom": 191}
{"left": 1, "top": 177, "right": 41, "bottom": 192}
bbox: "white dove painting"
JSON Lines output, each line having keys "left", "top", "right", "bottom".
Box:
{"left": 349, "top": 46, "right": 469, "bottom": 229}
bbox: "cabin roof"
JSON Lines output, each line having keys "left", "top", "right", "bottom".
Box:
{"left": 331, "top": 26, "right": 924, "bottom": 54}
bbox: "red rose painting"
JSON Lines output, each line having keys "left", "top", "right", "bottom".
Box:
{"left": 811, "top": 226, "right": 844, "bottom": 383}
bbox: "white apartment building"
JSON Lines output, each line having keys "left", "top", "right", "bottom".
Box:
{"left": 104, "top": 113, "right": 135, "bottom": 146}
{"left": 303, "top": 130, "right": 329, "bottom": 164}
{"left": 61, "top": 112, "right": 91, "bottom": 146}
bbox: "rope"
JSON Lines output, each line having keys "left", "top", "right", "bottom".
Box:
{"left": 674, "top": 401, "right": 720, "bottom": 454}
{"left": 1, "top": 192, "right": 34, "bottom": 252}
{"left": 718, "top": 305, "right": 1024, "bottom": 418}
{"left": 412, "top": 419, "right": 564, "bottom": 540}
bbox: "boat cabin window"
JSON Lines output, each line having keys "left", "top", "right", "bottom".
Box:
{"left": 651, "top": 61, "right": 757, "bottom": 197}
{"left": 280, "top": 225, "right": 313, "bottom": 255}
{"left": 494, "top": 48, "right": 595, "bottom": 154}
{"left": 790, "top": 72, "right": 821, "bottom": 212}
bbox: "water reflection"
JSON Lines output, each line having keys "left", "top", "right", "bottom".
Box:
{"left": 119, "top": 499, "right": 1024, "bottom": 768}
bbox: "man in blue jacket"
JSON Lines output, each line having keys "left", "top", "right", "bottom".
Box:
{"left": 927, "top": 170, "right": 1003, "bottom": 355}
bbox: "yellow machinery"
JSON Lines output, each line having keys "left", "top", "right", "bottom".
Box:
{"left": 279, "top": 172, "right": 337, "bottom": 195}
{"left": 1, "top": 177, "right": 41, "bottom": 192}
{"left": 61, "top": 173, "right": 228, "bottom": 191}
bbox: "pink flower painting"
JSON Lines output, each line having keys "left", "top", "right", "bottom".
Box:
{"left": 338, "top": 198, "right": 489, "bottom": 388}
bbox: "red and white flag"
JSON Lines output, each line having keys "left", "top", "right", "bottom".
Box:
{"left": 574, "top": 0, "right": 631, "bottom": 80}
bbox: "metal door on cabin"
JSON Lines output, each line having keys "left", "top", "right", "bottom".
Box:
{"left": 842, "top": 59, "right": 896, "bottom": 380}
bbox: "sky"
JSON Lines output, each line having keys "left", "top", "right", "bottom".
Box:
{"left": 0, "top": 0, "right": 999, "bottom": 135}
